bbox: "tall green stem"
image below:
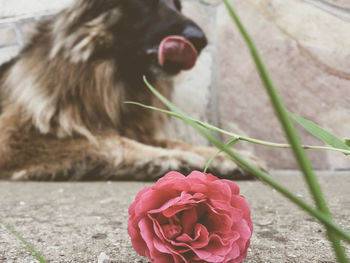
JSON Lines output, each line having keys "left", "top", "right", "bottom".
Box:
{"left": 222, "top": 1, "right": 347, "bottom": 261}
{"left": 142, "top": 76, "right": 350, "bottom": 243}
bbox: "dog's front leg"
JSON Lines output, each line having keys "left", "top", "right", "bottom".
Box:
{"left": 143, "top": 138, "right": 266, "bottom": 179}
{"left": 94, "top": 135, "right": 210, "bottom": 180}
{"left": 2, "top": 134, "right": 209, "bottom": 181}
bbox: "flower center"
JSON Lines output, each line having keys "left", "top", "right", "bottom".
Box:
{"left": 162, "top": 224, "right": 182, "bottom": 240}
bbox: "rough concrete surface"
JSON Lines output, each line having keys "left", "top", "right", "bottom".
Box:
{"left": 0, "top": 171, "right": 349, "bottom": 263}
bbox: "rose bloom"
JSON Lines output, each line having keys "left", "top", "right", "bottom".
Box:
{"left": 128, "top": 171, "right": 253, "bottom": 263}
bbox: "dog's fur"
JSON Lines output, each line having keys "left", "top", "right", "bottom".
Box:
{"left": 0, "top": 0, "right": 263, "bottom": 181}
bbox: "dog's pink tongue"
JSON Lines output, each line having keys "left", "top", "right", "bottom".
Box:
{"left": 158, "top": 36, "right": 198, "bottom": 70}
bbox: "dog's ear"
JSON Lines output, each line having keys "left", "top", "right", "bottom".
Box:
{"left": 50, "top": 0, "right": 121, "bottom": 63}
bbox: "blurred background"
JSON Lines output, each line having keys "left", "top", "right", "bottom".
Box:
{"left": 0, "top": 0, "right": 349, "bottom": 170}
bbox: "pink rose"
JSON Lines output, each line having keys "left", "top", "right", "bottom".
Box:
{"left": 128, "top": 171, "right": 253, "bottom": 263}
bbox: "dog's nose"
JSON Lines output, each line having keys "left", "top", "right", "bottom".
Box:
{"left": 182, "top": 25, "right": 207, "bottom": 53}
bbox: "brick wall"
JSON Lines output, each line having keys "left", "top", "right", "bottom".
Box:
{"left": 0, "top": 0, "right": 349, "bottom": 170}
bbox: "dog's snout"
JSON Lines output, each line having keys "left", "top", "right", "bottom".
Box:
{"left": 182, "top": 26, "right": 207, "bottom": 53}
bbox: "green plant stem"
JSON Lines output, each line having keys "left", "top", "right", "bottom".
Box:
{"left": 222, "top": 1, "right": 347, "bottom": 261}
{"left": 142, "top": 76, "right": 350, "bottom": 243}
{"left": 125, "top": 102, "right": 350, "bottom": 155}
{"left": 3, "top": 224, "right": 47, "bottom": 263}
{"left": 199, "top": 128, "right": 350, "bottom": 243}
{"left": 203, "top": 138, "right": 240, "bottom": 173}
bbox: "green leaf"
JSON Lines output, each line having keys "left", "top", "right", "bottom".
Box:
{"left": 289, "top": 112, "right": 350, "bottom": 154}
{"left": 4, "top": 224, "right": 47, "bottom": 263}
{"left": 126, "top": 101, "right": 350, "bottom": 155}
{"left": 345, "top": 139, "right": 350, "bottom": 148}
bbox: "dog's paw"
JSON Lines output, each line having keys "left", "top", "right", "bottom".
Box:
{"left": 206, "top": 153, "right": 250, "bottom": 180}
{"left": 195, "top": 147, "right": 267, "bottom": 180}
{"left": 237, "top": 150, "right": 268, "bottom": 172}
{"left": 144, "top": 146, "right": 267, "bottom": 181}
{"left": 145, "top": 150, "right": 207, "bottom": 180}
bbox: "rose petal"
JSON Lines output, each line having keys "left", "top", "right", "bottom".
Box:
{"left": 151, "top": 217, "right": 192, "bottom": 256}
{"left": 154, "top": 172, "right": 189, "bottom": 191}
{"left": 177, "top": 223, "right": 210, "bottom": 249}
{"left": 162, "top": 224, "right": 183, "bottom": 240}
{"left": 172, "top": 232, "right": 231, "bottom": 262}
{"left": 134, "top": 189, "right": 175, "bottom": 217}
{"left": 188, "top": 247, "right": 213, "bottom": 261}
{"left": 149, "top": 214, "right": 167, "bottom": 243}
{"left": 134, "top": 186, "right": 153, "bottom": 202}
{"left": 203, "top": 234, "right": 232, "bottom": 257}
{"left": 235, "top": 239, "right": 250, "bottom": 263}
{"left": 181, "top": 207, "right": 198, "bottom": 235}
{"left": 149, "top": 195, "right": 183, "bottom": 215}
{"left": 188, "top": 182, "right": 208, "bottom": 193}
{"left": 187, "top": 171, "right": 219, "bottom": 182}
{"left": 163, "top": 204, "right": 192, "bottom": 218}
{"left": 138, "top": 218, "right": 173, "bottom": 262}
{"left": 190, "top": 234, "right": 229, "bottom": 263}
{"left": 210, "top": 199, "right": 243, "bottom": 219}
{"left": 154, "top": 213, "right": 168, "bottom": 225}
{"left": 127, "top": 222, "right": 148, "bottom": 257}
{"left": 222, "top": 179, "right": 240, "bottom": 195}
{"left": 157, "top": 171, "right": 186, "bottom": 184}
{"left": 223, "top": 242, "right": 240, "bottom": 261}
{"left": 204, "top": 203, "right": 235, "bottom": 233}
{"left": 233, "top": 219, "right": 252, "bottom": 244}
{"left": 231, "top": 195, "right": 252, "bottom": 222}
{"left": 149, "top": 192, "right": 206, "bottom": 218}
{"left": 153, "top": 238, "right": 189, "bottom": 263}
{"left": 138, "top": 218, "right": 155, "bottom": 251}
{"left": 205, "top": 180, "right": 233, "bottom": 201}
{"left": 128, "top": 186, "right": 152, "bottom": 217}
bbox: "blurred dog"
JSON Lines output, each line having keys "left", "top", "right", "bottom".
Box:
{"left": 0, "top": 0, "right": 262, "bottom": 180}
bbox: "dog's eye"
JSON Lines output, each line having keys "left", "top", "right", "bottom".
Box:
{"left": 173, "top": 0, "right": 182, "bottom": 11}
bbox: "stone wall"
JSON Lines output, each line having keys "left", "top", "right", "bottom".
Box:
{"left": 0, "top": 0, "right": 349, "bottom": 170}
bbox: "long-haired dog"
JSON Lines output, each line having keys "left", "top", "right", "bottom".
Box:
{"left": 0, "top": 0, "right": 263, "bottom": 180}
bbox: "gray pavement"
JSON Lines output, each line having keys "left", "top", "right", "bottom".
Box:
{"left": 0, "top": 171, "right": 349, "bottom": 263}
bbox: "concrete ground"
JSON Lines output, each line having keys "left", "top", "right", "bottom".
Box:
{"left": 0, "top": 171, "right": 349, "bottom": 263}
